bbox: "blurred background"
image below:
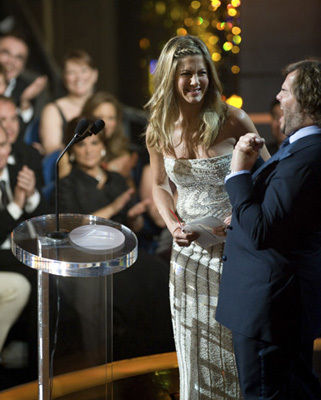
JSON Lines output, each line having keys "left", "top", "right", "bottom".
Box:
{"left": 1, "top": 0, "right": 320, "bottom": 143}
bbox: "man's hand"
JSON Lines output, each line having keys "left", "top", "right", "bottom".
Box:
{"left": 20, "top": 75, "right": 48, "bottom": 110}
{"left": 231, "top": 133, "right": 265, "bottom": 172}
{"left": 16, "top": 166, "right": 36, "bottom": 198}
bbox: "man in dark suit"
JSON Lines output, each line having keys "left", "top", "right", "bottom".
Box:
{"left": 0, "top": 31, "right": 47, "bottom": 126}
{"left": 216, "top": 58, "right": 321, "bottom": 399}
{"left": 0, "top": 116, "right": 49, "bottom": 381}
{"left": 0, "top": 95, "right": 44, "bottom": 187}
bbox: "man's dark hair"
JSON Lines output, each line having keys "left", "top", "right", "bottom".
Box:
{"left": 283, "top": 58, "right": 321, "bottom": 127}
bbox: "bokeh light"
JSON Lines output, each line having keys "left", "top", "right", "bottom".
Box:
{"left": 226, "top": 94, "right": 243, "bottom": 108}
{"left": 141, "top": 0, "right": 242, "bottom": 99}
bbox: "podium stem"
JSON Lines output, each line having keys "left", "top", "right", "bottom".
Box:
{"left": 38, "top": 270, "right": 50, "bottom": 400}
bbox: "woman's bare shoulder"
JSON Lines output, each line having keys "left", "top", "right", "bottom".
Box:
{"left": 224, "top": 104, "right": 257, "bottom": 137}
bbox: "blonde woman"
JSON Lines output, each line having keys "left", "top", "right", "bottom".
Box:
{"left": 145, "top": 35, "right": 269, "bottom": 399}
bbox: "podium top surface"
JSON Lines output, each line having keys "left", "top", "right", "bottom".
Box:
{"left": 11, "top": 214, "right": 138, "bottom": 277}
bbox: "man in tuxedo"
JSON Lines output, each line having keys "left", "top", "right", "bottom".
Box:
{"left": 216, "top": 58, "right": 321, "bottom": 399}
{"left": 0, "top": 120, "right": 48, "bottom": 379}
{"left": 0, "top": 95, "right": 44, "bottom": 188}
{"left": 0, "top": 31, "right": 47, "bottom": 126}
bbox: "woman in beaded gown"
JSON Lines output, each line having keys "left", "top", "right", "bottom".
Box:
{"left": 145, "top": 35, "right": 270, "bottom": 400}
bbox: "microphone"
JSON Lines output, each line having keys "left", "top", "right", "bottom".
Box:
{"left": 74, "top": 119, "right": 105, "bottom": 143}
{"left": 47, "top": 118, "right": 104, "bottom": 240}
{"left": 75, "top": 118, "right": 89, "bottom": 135}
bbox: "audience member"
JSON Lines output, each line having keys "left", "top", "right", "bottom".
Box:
{"left": 0, "top": 31, "right": 48, "bottom": 125}
{"left": 39, "top": 49, "right": 98, "bottom": 156}
{"left": 57, "top": 117, "right": 148, "bottom": 233}
{"left": 0, "top": 95, "right": 44, "bottom": 188}
{"left": 81, "top": 92, "right": 168, "bottom": 254}
{"left": 82, "top": 91, "right": 139, "bottom": 186}
{"left": 0, "top": 122, "right": 49, "bottom": 382}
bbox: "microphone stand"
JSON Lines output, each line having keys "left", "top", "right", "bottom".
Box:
{"left": 47, "top": 127, "right": 88, "bottom": 240}
{"left": 46, "top": 119, "right": 104, "bottom": 240}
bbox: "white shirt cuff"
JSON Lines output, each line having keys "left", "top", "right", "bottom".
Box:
{"left": 7, "top": 202, "right": 24, "bottom": 220}
{"left": 18, "top": 107, "right": 34, "bottom": 124}
{"left": 225, "top": 170, "right": 251, "bottom": 183}
{"left": 25, "top": 189, "right": 41, "bottom": 213}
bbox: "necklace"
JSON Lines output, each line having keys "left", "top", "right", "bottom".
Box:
{"left": 95, "top": 168, "right": 105, "bottom": 183}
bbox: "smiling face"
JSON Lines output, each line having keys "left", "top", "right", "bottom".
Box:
{"left": 63, "top": 60, "right": 98, "bottom": 97}
{"left": 175, "top": 55, "right": 209, "bottom": 107}
{"left": 71, "top": 134, "right": 104, "bottom": 172}
{"left": 92, "top": 102, "right": 117, "bottom": 139}
{"left": 276, "top": 70, "right": 310, "bottom": 136}
{"left": 0, "top": 36, "right": 28, "bottom": 81}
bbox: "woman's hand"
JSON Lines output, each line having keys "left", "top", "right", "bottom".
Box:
{"left": 171, "top": 225, "right": 199, "bottom": 247}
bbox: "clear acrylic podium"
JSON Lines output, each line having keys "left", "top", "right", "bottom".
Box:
{"left": 11, "top": 213, "right": 138, "bottom": 400}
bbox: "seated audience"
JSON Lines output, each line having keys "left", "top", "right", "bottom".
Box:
{"left": 0, "top": 123, "right": 50, "bottom": 385}
{"left": 56, "top": 117, "right": 149, "bottom": 233}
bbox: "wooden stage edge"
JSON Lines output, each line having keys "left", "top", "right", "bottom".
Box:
{"left": 0, "top": 352, "right": 178, "bottom": 400}
{"left": 1, "top": 339, "right": 321, "bottom": 399}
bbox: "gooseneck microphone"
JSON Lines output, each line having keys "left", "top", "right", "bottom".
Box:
{"left": 47, "top": 119, "right": 105, "bottom": 240}
{"left": 74, "top": 118, "right": 105, "bottom": 144}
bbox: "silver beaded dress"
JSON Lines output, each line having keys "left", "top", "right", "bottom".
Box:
{"left": 164, "top": 154, "right": 243, "bottom": 400}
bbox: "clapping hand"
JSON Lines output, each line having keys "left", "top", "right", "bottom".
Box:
{"left": 14, "top": 165, "right": 36, "bottom": 208}
{"left": 20, "top": 75, "right": 48, "bottom": 110}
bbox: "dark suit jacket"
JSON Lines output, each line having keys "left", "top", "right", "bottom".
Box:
{"left": 0, "top": 164, "right": 50, "bottom": 246}
{"left": 216, "top": 131, "right": 321, "bottom": 345}
{"left": 10, "top": 141, "right": 44, "bottom": 189}
{"left": 11, "top": 74, "right": 48, "bottom": 122}
{"left": 57, "top": 166, "right": 135, "bottom": 225}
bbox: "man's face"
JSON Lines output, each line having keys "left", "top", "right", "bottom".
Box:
{"left": 276, "top": 71, "right": 306, "bottom": 136}
{"left": 0, "top": 100, "right": 20, "bottom": 144}
{"left": 0, "top": 36, "right": 28, "bottom": 80}
{"left": 0, "top": 127, "right": 11, "bottom": 173}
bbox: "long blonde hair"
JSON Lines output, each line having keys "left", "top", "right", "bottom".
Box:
{"left": 145, "top": 35, "right": 227, "bottom": 156}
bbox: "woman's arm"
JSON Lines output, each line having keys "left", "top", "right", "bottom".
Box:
{"left": 147, "top": 127, "right": 198, "bottom": 246}
{"left": 39, "top": 103, "right": 64, "bottom": 155}
{"left": 139, "top": 164, "right": 166, "bottom": 228}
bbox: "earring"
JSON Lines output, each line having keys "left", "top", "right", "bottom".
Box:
{"left": 69, "top": 153, "right": 75, "bottom": 162}
{"left": 101, "top": 149, "right": 106, "bottom": 158}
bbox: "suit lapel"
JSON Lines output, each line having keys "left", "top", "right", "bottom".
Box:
{"left": 252, "top": 133, "right": 321, "bottom": 182}
{"left": 8, "top": 164, "right": 19, "bottom": 191}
